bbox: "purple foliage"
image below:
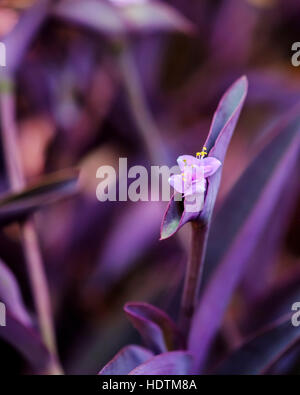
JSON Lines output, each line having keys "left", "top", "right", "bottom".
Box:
{"left": 99, "top": 345, "right": 154, "bottom": 375}
{"left": 0, "top": 0, "right": 300, "bottom": 376}
{"left": 124, "top": 302, "right": 184, "bottom": 353}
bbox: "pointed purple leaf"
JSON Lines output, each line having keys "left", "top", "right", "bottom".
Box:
{"left": 160, "top": 76, "right": 248, "bottom": 239}
{"left": 160, "top": 192, "right": 197, "bottom": 240}
{"left": 98, "top": 345, "right": 153, "bottom": 375}
{"left": 0, "top": 310, "right": 52, "bottom": 372}
{"left": 1, "top": 0, "right": 50, "bottom": 74}
{"left": 53, "top": 0, "right": 194, "bottom": 36}
{"left": 199, "top": 76, "right": 248, "bottom": 224}
{"left": 120, "top": 2, "right": 195, "bottom": 34}
{"left": 0, "top": 169, "right": 78, "bottom": 226}
{"left": 0, "top": 259, "right": 53, "bottom": 371}
{"left": 242, "top": 267, "right": 300, "bottom": 336}
{"left": 215, "top": 315, "right": 300, "bottom": 375}
{"left": 0, "top": 259, "right": 31, "bottom": 326}
{"left": 189, "top": 105, "right": 300, "bottom": 373}
{"left": 129, "top": 351, "right": 194, "bottom": 375}
{"left": 53, "top": 0, "right": 125, "bottom": 35}
{"left": 124, "top": 302, "right": 184, "bottom": 354}
{"left": 239, "top": 177, "right": 299, "bottom": 304}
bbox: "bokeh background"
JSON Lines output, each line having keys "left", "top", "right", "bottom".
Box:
{"left": 0, "top": 0, "right": 300, "bottom": 374}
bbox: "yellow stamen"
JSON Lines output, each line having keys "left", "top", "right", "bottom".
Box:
{"left": 197, "top": 147, "right": 207, "bottom": 159}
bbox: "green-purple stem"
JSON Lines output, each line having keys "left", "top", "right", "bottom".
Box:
{"left": 0, "top": 79, "right": 62, "bottom": 374}
{"left": 179, "top": 221, "right": 208, "bottom": 337}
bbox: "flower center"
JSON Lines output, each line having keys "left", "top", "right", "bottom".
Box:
{"left": 196, "top": 147, "right": 207, "bottom": 160}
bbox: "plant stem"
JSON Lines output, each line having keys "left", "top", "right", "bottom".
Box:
{"left": 179, "top": 221, "right": 208, "bottom": 337}
{"left": 0, "top": 80, "right": 62, "bottom": 374}
{"left": 20, "top": 220, "right": 58, "bottom": 355}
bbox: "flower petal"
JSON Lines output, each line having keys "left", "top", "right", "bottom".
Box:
{"left": 169, "top": 174, "right": 192, "bottom": 194}
{"left": 184, "top": 192, "right": 205, "bottom": 213}
{"left": 191, "top": 165, "right": 204, "bottom": 183}
{"left": 177, "top": 155, "right": 201, "bottom": 170}
{"left": 184, "top": 178, "right": 206, "bottom": 196}
{"left": 202, "top": 157, "right": 222, "bottom": 177}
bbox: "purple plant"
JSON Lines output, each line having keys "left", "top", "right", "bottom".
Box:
{"left": 97, "top": 77, "right": 300, "bottom": 375}
{"left": 161, "top": 76, "right": 248, "bottom": 337}
{"left": 0, "top": 0, "right": 300, "bottom": 376}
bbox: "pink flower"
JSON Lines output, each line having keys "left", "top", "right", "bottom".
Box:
{"left": 168, "top": 150, "right": 221, "bottom": 212}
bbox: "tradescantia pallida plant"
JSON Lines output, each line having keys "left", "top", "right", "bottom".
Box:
{"left": 98, "top": 76, "right": 300, "bottom": 375}
{"left": 1, "top": 0, "right": 300, "bottom": 377}
{"left": 161, "top": 76, "right": 248, "bottom": 337}
{"left": 97, "top": 76, "right": 248, "bottom": 375}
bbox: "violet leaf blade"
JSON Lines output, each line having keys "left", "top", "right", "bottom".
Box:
{"left": 53, "top": 0, "right": 194, "bottom": 36}
{"left": 53, "top": 0, "right": 126, "bottom": 35}
{"left": 128, "top": 351, "right": 194, "bottom": 375}
{"left": 0, "top": 311, "right": 52, "bottom": 372}
{"left": 202, "top": 106, "right": 300, "bottom": 286}
{"left": 0, "top": 260, "right": 53, "bottom": 372}
{"left": 242, "top": 267, "right": 300, "bottom": 336}
{"left": 199, "top": 76, "right": 248, "bottom": 225}
{"left": 160, "top": 192, "right": 186, "bottom": 240}
{"left": 204, "top": 76, "right": 248, "bottom": 152}
{"left": 0, "top": 169, "right": 78, "bottom": 226}
{"left": 0, "top": 259, "right": 31, "bottom": 326}
{"left": 124, "top": 302, "right": 184, "bottom": 354}
{"left": 239, "top": 174, "right": 299, "bottom": 305}
{"left": 215, "top": 315, "right": 300, "bottom": 375}
{"left": 1, "top": 0, "right": 50, "bottom": 74}
{"left": 98, "top": 345, "right": 154, "bottom": 375}
{"left": 120, "top": 2, "right": 195, "bottom": 34}
{"left": 189, "top": 107, "right": 300, "bottom": 373}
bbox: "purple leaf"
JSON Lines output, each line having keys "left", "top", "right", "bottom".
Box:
{"left": 0, "top": 169, "right": 78, "bottom": 226}
{"left": 1, "top": 0, "right": 50, "bottom": 74}
{"left": 215, "top": 315, "right": 300, "bottom": 375}
{"left": 0, "top": 259, "right": 31, "bottom": 326}
{"left": 239, "top": 174, "right": 299, "bottom": 304}
{"left": 120, "top": 2, "right": 194, "bottom": 34}
{"left": 0, "top": 311, "right": 52, "bottom": 373}
{"left": 53, "top": 0, "right": 194, "bottom": 36}
{"left": 199, "top": 75, "right": 248, "bottom": 224}
{"left": 98, "top": 345, "right": 153, "bottom": 375}
{"left": 160, "top": 192, "right": 185, "bottom": 240}
{"left": 160, "top": 76, "right": 248, "bottom": 239}
{"left": 0, "top": 259, "right": 53, "bottom": 372}
{"left": 129, "top": 351, "right": 194, "bottom": 375}
{"left": 242, "top": 267, "right": 300, "bottom": 336}
{"left": 189, "top": 104, "right": 300, "bottom": 373}
{"left": 53, "top": 0, "right": 125, "bottom": 35}
{"left": 124, "top": 302, "right": 184, "bottom": 353}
